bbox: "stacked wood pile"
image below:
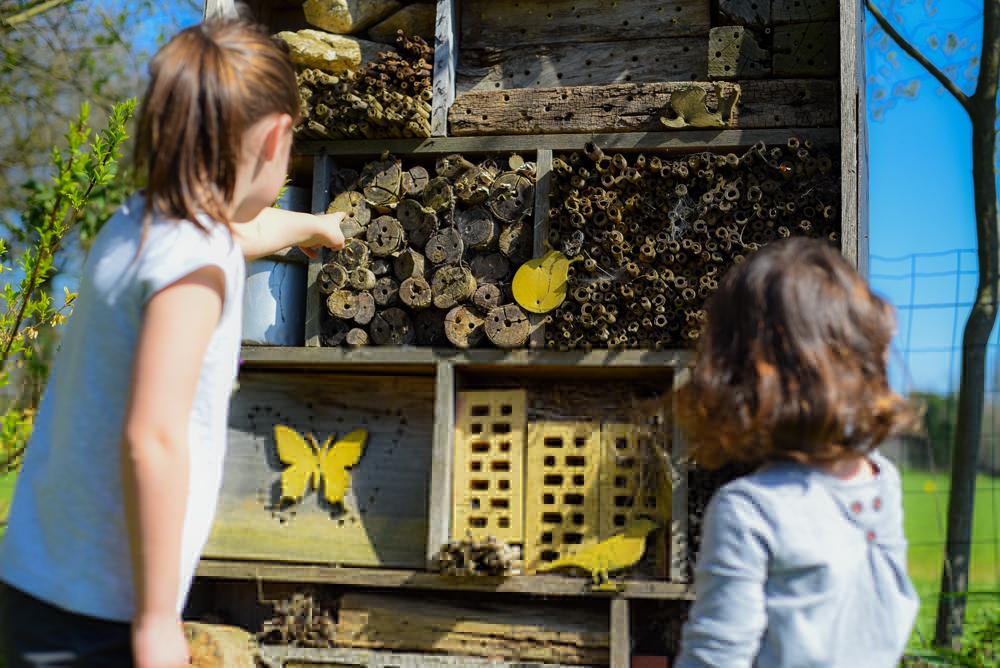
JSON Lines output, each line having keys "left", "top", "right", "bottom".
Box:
{"left": 319, "top": 153, "right": 537, "bottom": 348}
{"left": 545, "top": 139, "right": 840, "bottom": 350}
{"left": 275, "top": 0, "right": 434, "bottom": 138}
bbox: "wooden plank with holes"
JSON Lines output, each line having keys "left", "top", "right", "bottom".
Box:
{"left": 449, "top": 80, "right": 839, "bottom": 136}
{"left": 203, "top": 372, "right": 433, "bottom": 569}
{"left": 457, "top": 38, "right": 708, "bottom": 93}
{"left": 772, "top": 0, "right": 838, "bottom": 24}
{"left": 305, "top": 152, "right": 333, "bottom": 347}
{"left": 452, "top": 390, "right": 527, "bottom": 544}
{"left": 772, "top": 21, "right": 839, "bottom": 77}
{"left": 524, "top": 422, "right": 602, "bottom": 571}
{"left": 461, "top": 0, "right": 711, "bottom": 49}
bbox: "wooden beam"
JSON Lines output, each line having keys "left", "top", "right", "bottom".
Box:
{"left": 431, "top": 0, "right": 458, "bottom": 136}
{"left": 203, "top": 0, "right": 236, "bottom": 20}
{"left": 293, "top": 128, "right": 839, "bottom": 156}
{"left": 531, "top": 148, "right": 552, "bottom": 349}
{"left": 259, "top": 646, "right": 591, "bottom": 668}
{"left": 839, "top": 0, "right": 865, "bottom": 273}
{"left": 305, "top": 152, "right": 333, "bottom": 347}
{"left": 426, "top": 361, "right": 456, "bottom": 564}
{"left": 610, "top": 598, "right": 631, "bottom": 668}
{"left": 449, "top": 80, "right": 838, "bottom": 136}
{"left": 196, "top": 559, "right": 695, "bottom": 600}
{"left": 670, "top": 366, "right": 691, "bottom": 584}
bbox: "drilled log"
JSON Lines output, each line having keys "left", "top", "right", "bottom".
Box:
{"left": 393, "top": 248, "right": 426, "bottom": 280}
{"left": 425, "top": 228, "right": 464, "bottom": 264}
{"left": 327, "top": 290, "right": 359, "bottom": 319}
{"left": 366, "top": 216, "right": 405, "bottom": 256}
{"left": 349, "top": 267, "right": 377, "bottom": 291}
{"left": 353, "top": 291, "right": 376, "bottom": 325}
{"left": 346, "top": 328, "right": 369, "bottom": 347}
{"left": 457, "top": 206, "right": 497, "bottom": 249}
{"left": 399, "top": 276, "right": 433, "bottom": 309}
{"left": 373, "top": 276, "right": 400, "bottom": 306}
{"left": 489, "top": 172, "right": 534, "bottom": 222}
{"left": 473, "top": 283, "right": 502, "bottom": 312}
{"left": 332, "top": 238, "right": 371, "bottom": 270}
{"left": 327, "top": 191, "right": 372, "bottom": 236}
{"left": 498, "top": 221, "right": 532, "bottom": 264}
{"left": 485, "top": 303, "right": 530, "bottom": 348}
{"left": 444, "top": 305, "right": 485, "bottom": 348}
{"left": 396, "top": 199, "right": 438, "bottom": 248}
{"left": 470, "top": 253, "right": 511, "bottom": 285}
{"left": 432, "top": 265, "right": 477, "bottom": 309}
{"left": 369, "top": 307, "right": 415, "bottom": 345}
{"left": 318, "top": 262, "right": 349, "bottom": 294}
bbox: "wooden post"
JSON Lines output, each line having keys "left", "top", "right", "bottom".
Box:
{"left": 670, "top": 366, "right": 691, "bottom": 584}
{"left": 203, "top": 0, "right": 236, "bottom": 20}
{"left": 431, "top": 0, "right": 459, "bottom": 137}
{"left": 530, "top": 148, "right": 553, "bottom": 349}
{"left": 427, "top": 361, "right": 456, "bottom": 563}
{"left": 305, "top": 151, "right": 334, "bottom": 347}
{"left": 839, "top": 0, "right": 867, "bottom": 275}
{"left": 610, "top": 597, "right": 630, "bottom": 668}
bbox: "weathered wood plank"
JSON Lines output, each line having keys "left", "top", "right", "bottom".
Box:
{"left": 203, "top": 0, "right": 237, "bottom": 20}
{"left": 462, "top": 0, "right": 711, "bottom": 48}
{"left": 432, "top": 0, "right": 458, "bottom": 136}
{"left": 670, "top": 367, "right": 691, "bottom": 584}
{"left": 335, "top": 592, "right": 610, "bottom": 665}
{"left": 840, "top": 0, "right": 865, "bottom": 274}
{"left": 772, "top": 0, "right": 837, "bottom": 24}
{"left": 531, "top": 148, "right": 552, "bottom": 349}
{"left": 305, "top": 153, "right": 333, "bottom": 347}
{"left": 258, "top": 646, "right": 597, "bottom": 668}
{"left": 239, "top": 345, "right": 693, "bottom": 370}
{"left": 772, "top": 21, "right": 838, "bottom": 77}
{"left": 708, "top": 26, "right": 771, "bottom": 80}
{"left": 610, "top": 598, "right": 630, "bottom": 668}
{"left": 457, "top": 38, "right": 707, "bottom": 93}
{"left": 427, "top": 361, "right": 456, "bottom": 563}
{"left": 293, "top": 128, "right": 839, "bottom": 155}
{"left": 204, "top": 373, "right": 434, "bottom": 568}
{"left": 449, "top": 80, "right": 838, "bottom": 136}
{"left": 718, "top": 0, "right": 770, "bottom": 26}
{"left": 196, "top": 559, "right": 697, "bottom": 600}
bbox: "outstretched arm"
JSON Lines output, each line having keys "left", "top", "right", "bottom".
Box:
{"left": 230, "top": 208, "right": 346, "bottom": 261}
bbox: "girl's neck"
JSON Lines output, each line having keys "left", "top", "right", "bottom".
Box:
{"left": 820, "top": 455, "right": 877, "bottom": 482}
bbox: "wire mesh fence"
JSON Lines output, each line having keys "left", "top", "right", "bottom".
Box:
{"left": 870, "top": 249, "right": 1000, "bottom": 643}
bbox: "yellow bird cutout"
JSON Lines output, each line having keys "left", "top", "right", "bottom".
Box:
{"left": 274, "top": 425, "right": 368, "bottom": 507}
{"left": 512, "top": 249, "right": 575, "bottom": 314}
{"left": 536, "top": 518, "right": 660, "bottom": 591}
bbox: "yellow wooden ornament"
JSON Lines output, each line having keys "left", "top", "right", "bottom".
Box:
{"left": 512, "top": 249, "right": 573, "bottom": 314}
{"left": 274, "top": 425, "right": 368, "bottom": 507}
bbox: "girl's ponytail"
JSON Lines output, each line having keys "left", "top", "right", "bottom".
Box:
{"left": 134, "top": 20, "right": 299, "bottom": 229}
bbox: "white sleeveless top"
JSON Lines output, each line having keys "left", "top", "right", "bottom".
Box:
{"left": 0, "top": 195, "right": 245, "bottom": 621}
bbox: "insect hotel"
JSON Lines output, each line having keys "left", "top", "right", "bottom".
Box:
{"left": 190, "top": 0, "right": 868, "bottom": 666}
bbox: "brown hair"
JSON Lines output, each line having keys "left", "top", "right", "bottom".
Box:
{"left": 677, "top": 237, "right": 918, "bottom": 469}
{"left": 134, "top": 20, "right": 299, "bottom": 229}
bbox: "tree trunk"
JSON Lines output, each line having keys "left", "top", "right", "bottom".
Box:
{"left": 934, "top": 0, "right": 1000, "bottom": 647}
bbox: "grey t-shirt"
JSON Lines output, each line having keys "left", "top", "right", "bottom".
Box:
{"left": 0, "top": 195, "right": 245, "bottom": 622}
{"left": 676, "top": 451, "right": 919, "bottom": 668}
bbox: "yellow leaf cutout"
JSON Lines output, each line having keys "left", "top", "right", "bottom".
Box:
{"left": 512, "top": 250, "right": 572, "bottom": 314}
{"left": 274, "top": 425, "right": 368, "bottom": 506}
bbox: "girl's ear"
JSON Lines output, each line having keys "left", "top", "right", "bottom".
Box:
{"left": 263, "top": 113, "right": 294, "bottom": 160}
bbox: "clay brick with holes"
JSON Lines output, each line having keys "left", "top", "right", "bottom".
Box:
{"left": 524, "top": 422, "right": 602, "bottom": 570}
{"left": 452, "top": 390, "right": 527, "bottom": 544}
{"left": 599, "top": 424, "right": 671, "bottom": 538}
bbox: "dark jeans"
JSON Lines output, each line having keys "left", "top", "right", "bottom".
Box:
{"left": 0, "top": 583, "right": 133, "bottom": 667}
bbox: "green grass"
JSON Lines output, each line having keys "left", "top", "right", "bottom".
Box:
{"left": 901, "top": 469, "right": 1000, "bottom": 647}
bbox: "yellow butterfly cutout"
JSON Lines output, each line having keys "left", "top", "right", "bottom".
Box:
{"left": 274, "top": 425, "right": 368, "bottom": 507}
{"left": 512, "top": 249, "right": 574, "bottom": 314}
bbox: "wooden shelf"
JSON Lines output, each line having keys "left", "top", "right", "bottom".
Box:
{"left": 259, "top": 646, "right": 595, "bottom": 668}
{"left": 197, "top": 559, "right": 694, "bottom": 601}
{"left": 240, "top": 345, "right": 693, "bottom": 373}
{"left": 294, "top": 128, "right": 840, "bottom": 156}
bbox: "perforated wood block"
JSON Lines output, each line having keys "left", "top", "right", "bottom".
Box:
{"left": 524, "top": 421, "right": 602, "bottom": 570}
{"left": 452, "top": 390, "right": 527, "bottom": 544}
{"left": 599, "top": 424, "right": 671, "bottom": 539}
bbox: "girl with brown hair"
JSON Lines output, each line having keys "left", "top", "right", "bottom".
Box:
{"left": 675, "top": 238, "right": 920, "bottom": 667}
{"left": 0, "top": 21, "right": 345, "bottom": 667}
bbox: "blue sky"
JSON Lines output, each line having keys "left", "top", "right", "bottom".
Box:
{"left": 866, "top": 0, "right": 988, "bottom": 393}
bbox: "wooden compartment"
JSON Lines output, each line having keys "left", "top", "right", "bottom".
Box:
{"left": 203, "top": 371, "right": 435, "bottom": 568}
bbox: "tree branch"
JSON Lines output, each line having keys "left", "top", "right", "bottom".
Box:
{"left": 0, "top": 0, "right": 73, "bottom": 32}
{"left": 865, "top": 0, "right": 972, "bottom": 112}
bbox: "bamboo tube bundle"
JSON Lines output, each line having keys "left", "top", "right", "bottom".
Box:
{"left": 319, "top": 152, "right": 537, "bottom": 349}
{"left": 546, "top": 139, "right": 841, "bottom": 350}
{"left": 294, "top": 32, "right": 433, "bottom": 140}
